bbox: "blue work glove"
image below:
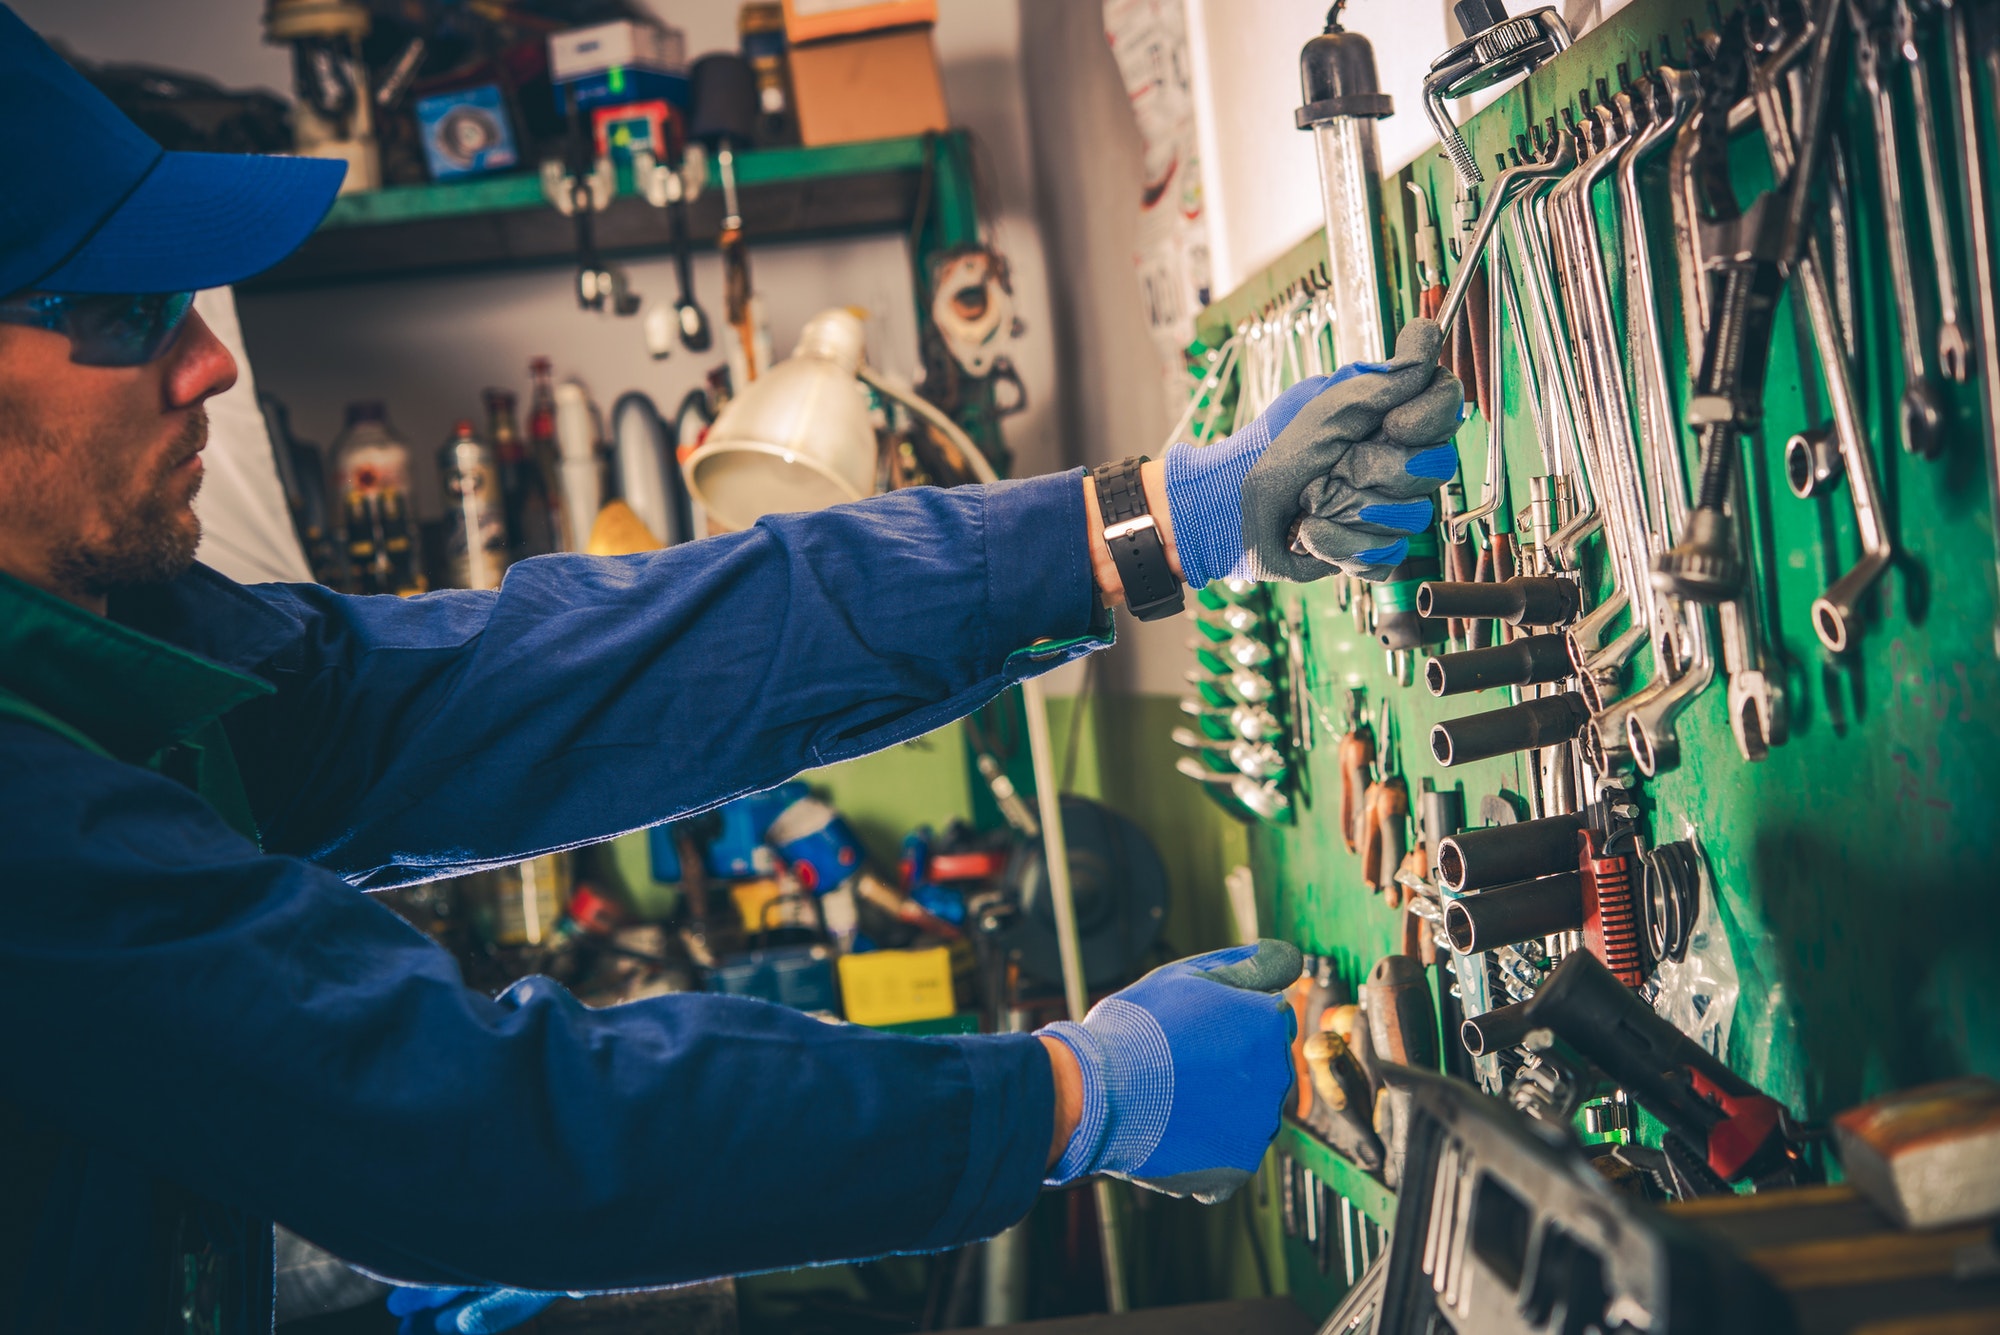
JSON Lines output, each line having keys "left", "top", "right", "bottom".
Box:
{"left": 1039, "top": 938, "right": 1301, "bottom": 1203}
{"left": 386, "top": 1286, "right": 567, "bottom": 1334}
{"left": 1164, "top": 317, "right": 1463, "bottom": 585}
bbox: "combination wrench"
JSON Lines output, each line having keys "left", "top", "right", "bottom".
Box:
{"left": 1947, "top": 0, "right": 2000, "bottom": 654}
{"left": 1552, "top": 102, "right": 1658, "bottom": 703}
{"left": 1755, "top": 0, "right": 1896, "bottom": 654}
{"left": 1611, "top": 70, "right": 1721, "bottom": 774}
{"left": 1853, "top": 0, "right": 1949, "bottom": 459}
{"left": 1901, "top": 0, "right": 1973, "bottom": 382}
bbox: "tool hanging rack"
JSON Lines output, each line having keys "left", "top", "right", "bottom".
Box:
{"left": 1173, "top": 0, "right": 2000, "bottom": 1297}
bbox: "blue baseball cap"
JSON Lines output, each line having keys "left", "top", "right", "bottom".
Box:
{"left": 0, "top": 3, "right": 346, "bottom": 297}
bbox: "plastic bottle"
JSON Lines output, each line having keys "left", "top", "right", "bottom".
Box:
{"left": 484, "top": 387, "right": 558, "bottom": 560}
{"left": 329, "top": 402, "right": 423, "bottom": 595}
{"left": 525, "top": 357, "right": 573, "bottom": 551}
{"left": 489, "top": 854, "right": 572, "bottom": 947}
{"left": 437, "top": 419, "right": 510, "bottom": 590}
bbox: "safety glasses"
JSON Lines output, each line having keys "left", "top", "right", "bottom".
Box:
{"left": 0, "top": 289, "right": 196, "bottom": 367}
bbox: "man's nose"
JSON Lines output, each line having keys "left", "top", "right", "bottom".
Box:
{"left": 162, "top": 309, "right": 238, "bottom": 409}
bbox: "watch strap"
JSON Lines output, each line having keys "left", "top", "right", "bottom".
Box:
{"left": 1092, "top": 457, "right": 1185, "bottom": 622}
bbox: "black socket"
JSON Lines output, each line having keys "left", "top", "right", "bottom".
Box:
{"left": 1418, "top": 788, "right": 1466, "bottom": 854}
{"left": 1459, "top": 997, "right": 1539, "bottom": 1056}
{"left": 1442, "top": 870, "right": 1584, "bottom": 953}
{"left": 1454, "top": 0, "right": 1511, "bottom": 37}
{"left": 1429, "top": 692, "right": 1591, "bottom": 767}
{"left": 1425, "top": 633, "right": 1575, "bottom": 696}
{"left": 1416, "top": 577, "right": 1582, "bottom": 626}
{"left": 1377, "top": 609, "right": 1451, "bottom": 651}
{"left": 1436, "top": 810, "right": 1586, "bottom": 892}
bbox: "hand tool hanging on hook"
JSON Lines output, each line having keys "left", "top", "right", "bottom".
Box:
{"left": 1949, "top": 0, "right": 2000, "bottom": 656}
{"left": 1362, "top": 700, "right": 1410, "bottom": 903}
{"left": 547, "top": 96, "right": 638, "bottom": 316}
{"left": 1749, "top": 0, "right": 1895, "bottom": 655}
{"left": 1423, "top": 0, "right": 1574, "bottom": 185}
{"left": 1601, "top": 65, "right": 1717, "bottom": 776}
{"left": 1653, "top": 0, "right": 1841, "bottom": 607}
{"left": 1435, "top": 137, "right": 1578, "bottom": 574}
{"left": 633, "top": 136, "right": 712, "bottom": 356}
{"left": 1852, "top": 0, "right": 1949, "bottom": 458}
{"left": 1666, "top": 34, "right": 1788, "bottom": 754}
{"left": 1899, "top": 0, "right": 1971, "bottom": 384}
{"left": 691, "top": 55, "right": 765, "bottom": 380}
{"left": 1545, "top": 93, "right": 1665, "bottom": 739}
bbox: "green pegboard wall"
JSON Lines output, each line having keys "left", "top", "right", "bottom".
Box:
{"left": 1189, "top": 0, "right": 2000, "bottom": 1267}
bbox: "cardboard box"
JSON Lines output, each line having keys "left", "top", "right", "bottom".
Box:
{"left": 783, "top": 0, "right": 936, "bottom": 44}
{"left": 788, "top": 26, "right": 949, "bottom": 148}
{"left": 549, "top": 19, "right": 687, "bottom": 85}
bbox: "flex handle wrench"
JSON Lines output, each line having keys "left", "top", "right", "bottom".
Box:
{"left": 1586, "top": 90, "right": 1705, "bottom": 767}
{"left": 1609, "top": 72, "right": 1723, "bottom": 773}
{"left": 1948, "top": 0, "right": 2000, "bottom": 656}
{"left": 1552, "top": 107, "right": 1657, "bottom": 689}
{"left": 1543, "top": 125, "right": 1638, "bottom": 665}
{"left": 1578, "top": 87, "right": 1678, "bottom": 735}
{"left": 1515, "top": 159, "right": 1608, "bottom": 564}
{"left": 1901, "top": 0, "right": 1973, "bottom": 382}
{"left": 1617, "top": 73, "right": 1702, "bottom": 673}
{"left": 1853, "top": 0, "right": 1950, "bottom": 458}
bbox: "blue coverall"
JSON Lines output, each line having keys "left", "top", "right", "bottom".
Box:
{"left": 0, "top": 472, "right": 1108, "bottom": 1332}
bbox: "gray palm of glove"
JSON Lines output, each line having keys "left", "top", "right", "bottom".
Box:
{"left": 1240, "top": 318, "right": 1464, "bottom": 582}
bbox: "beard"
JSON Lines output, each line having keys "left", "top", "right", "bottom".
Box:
{"left": 46, "top": 409, "right": 207, "bottom": 595}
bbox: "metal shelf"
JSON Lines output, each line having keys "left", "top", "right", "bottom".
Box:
{"left": 241, "top": 134, "right": 952, "bottom": 292}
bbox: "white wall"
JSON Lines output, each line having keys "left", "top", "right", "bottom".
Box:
{"left": 10, "top": 0, "right": 289, "bottom": 93}
{"left": 1185, "top": 0, "right": 1634, "bottom": 293}
{"left": 1019, "top": 0, "right": 1187, "bottom": 696}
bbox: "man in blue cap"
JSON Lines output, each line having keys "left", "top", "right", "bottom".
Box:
{"left": 0, "top": 6, "right": 1461, "bottom": 1331}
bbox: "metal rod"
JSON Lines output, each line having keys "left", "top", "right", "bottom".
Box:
{"left": 1019, "top": 674, "right": 1126, "bottom": 1312}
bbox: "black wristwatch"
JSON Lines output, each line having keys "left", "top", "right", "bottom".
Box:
{"left": 1091, "top": 456, "right": 1185, "bottom": 622}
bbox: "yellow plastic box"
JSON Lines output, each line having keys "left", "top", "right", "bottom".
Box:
{"left": 837, "top": 946, "right": 956, "bottom": 1027}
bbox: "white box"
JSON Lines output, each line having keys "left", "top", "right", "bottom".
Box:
{"left": 549, "top": 20, "right": 687, "bottom": 84}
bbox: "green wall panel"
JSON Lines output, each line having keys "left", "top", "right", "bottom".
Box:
{"left": 1184, "top": 0, "right": 2000, "bottom": 1315}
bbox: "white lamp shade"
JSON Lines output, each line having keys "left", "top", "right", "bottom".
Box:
{"left": 683, "top": 308, "right": 879, "bottom": 531}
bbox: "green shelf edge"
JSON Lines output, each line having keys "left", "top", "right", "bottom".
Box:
{"left": 865, "top": 1012, "right": 981, "bottom": 1037}
{"left": 1275, "top": 1122, "right": 1397, "bottom": 1229}
{"left": 316, "top": 134, "right": 940, "bottom": 231}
